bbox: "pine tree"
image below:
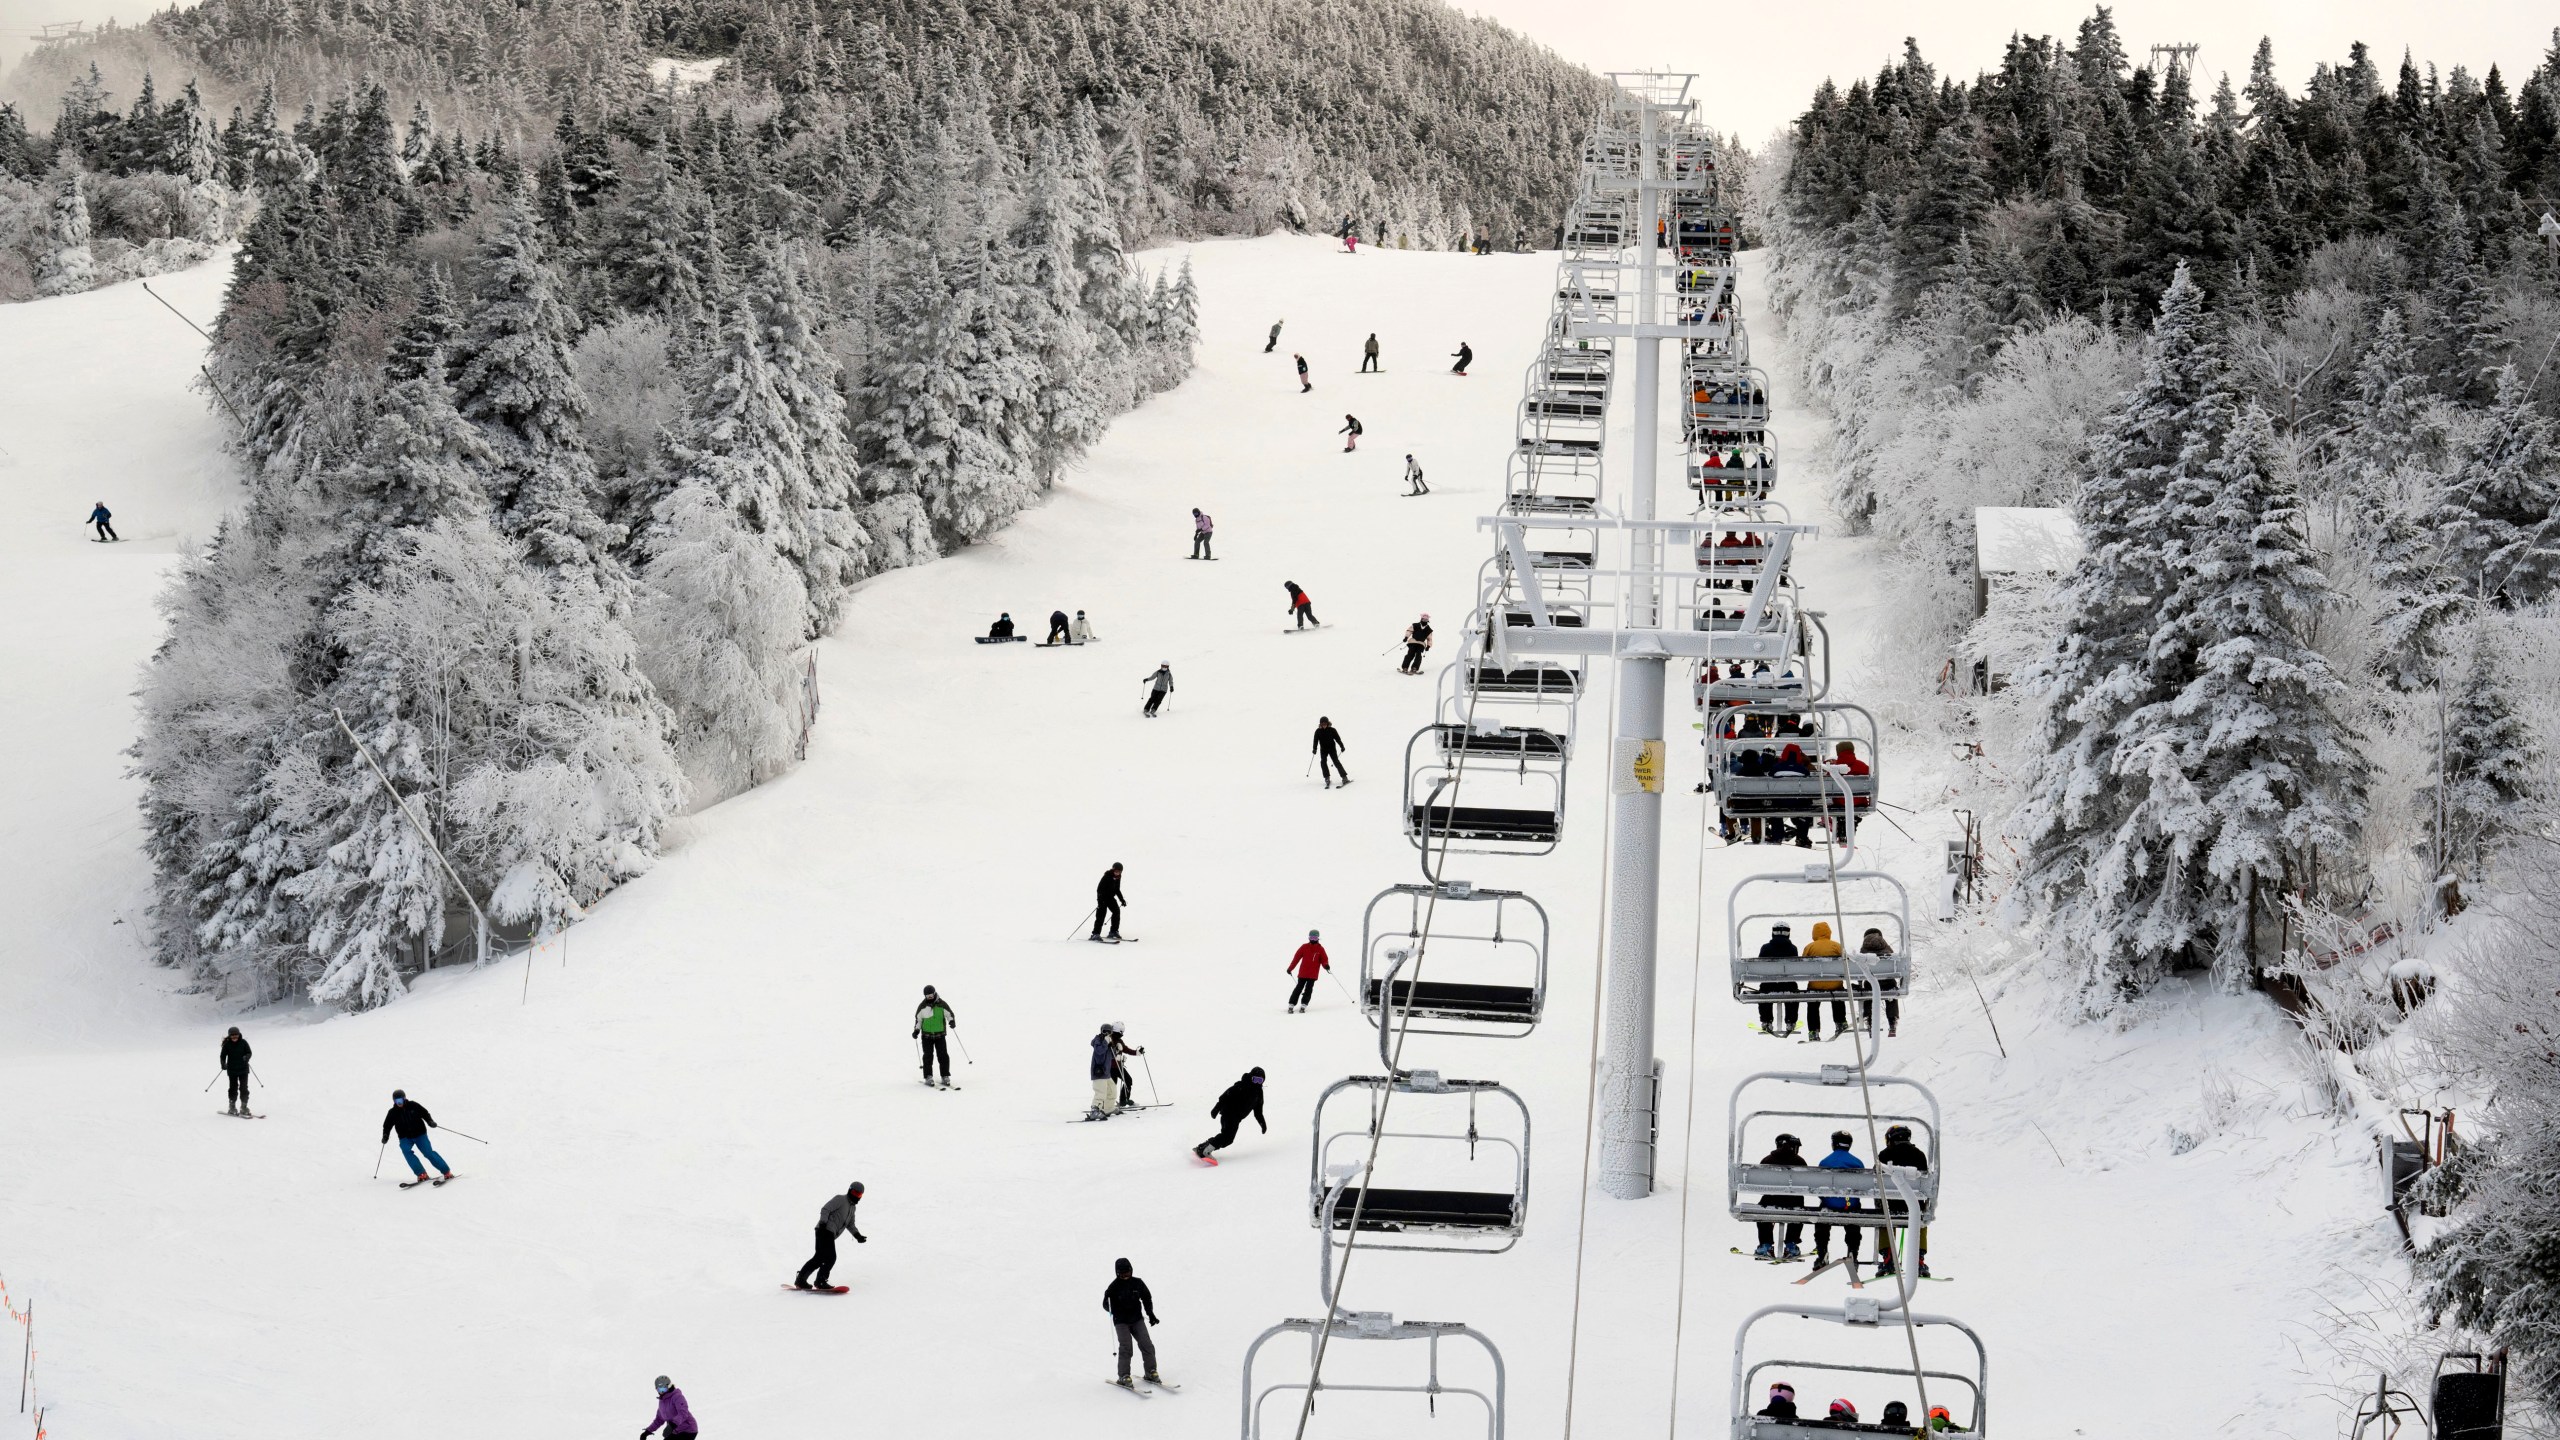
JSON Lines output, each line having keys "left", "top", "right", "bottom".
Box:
{"left": 451, "top": 196, "right": 617, "bottom": 576}
{"left": 2417, "top": 621, "right": 2538, "bottom": 899}
{"left": 34, "top": 161, "right": 96, "bottom": 298}
{"left": 2435, "top": 366, "right": 2560, "bottom": 607}
{"left": 747, "top": 240, "right": 867, "bottom": 627}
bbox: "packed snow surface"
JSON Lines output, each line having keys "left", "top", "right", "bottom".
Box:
{"left": 0, "top": 236, "right": 2389, "bottom": 1438}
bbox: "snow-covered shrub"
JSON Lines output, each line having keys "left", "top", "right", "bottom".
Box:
{"left": 637, "top": 481, "right": 809, "bottom": 804}
{"left": 569, "top": 312, "right": 684, "bottom": 515}
{"left": 32, "top": 162, "right": 93, "bottom": 297}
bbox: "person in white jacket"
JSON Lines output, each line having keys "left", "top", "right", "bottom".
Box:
{"left": 1072, "top": 610, "right": 1099, "bottom": 643}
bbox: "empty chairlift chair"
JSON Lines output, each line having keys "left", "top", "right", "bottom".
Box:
{"left": 1405, "top": 721, "right": 1567, "bottom": 856}
{"left": 1310, "top": 1072, "right": 1530, "bottom": 1255}
{"left": 1360, "top": 881, "right": 1551, "bottom": 1042}
{"left": 1239, "top": 1313, "right": 1506, "bottom": 1440}
{"left": 1731, "top": 1304, "right": 1988, "bottom": 1438}
{"left": 1728, "top": 1069, "right": 1942, "bottom": 1230}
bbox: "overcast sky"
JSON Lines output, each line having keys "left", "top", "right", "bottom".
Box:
{"left": 1459, "top": 1, "right": 2558, "bottom": 145}
{"left": 6, "top": 0, "right": 2555, "bottom": 139}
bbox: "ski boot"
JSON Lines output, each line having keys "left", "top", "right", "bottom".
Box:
{"left": 1751, "top": 1244, "right": 1774, "bottom": 1260}
{"left": 1781, "top": 1244, "right": 1803, "bottom": 1261}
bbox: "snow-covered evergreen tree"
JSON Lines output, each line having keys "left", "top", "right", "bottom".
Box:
{"left": 2416, "top": 620, "right": 2539, "bottom": 902}
{"left": 636, "top": 481, "right": 809, "bottom": 802}
{"left": 34, "top": 161, "right": 95, "bottom": 297}
{"left": 2434, "top": 366, "right": 2560, "bottom": 608}
{"left": 747, "top": 239, "right": 867, "bottom": 628}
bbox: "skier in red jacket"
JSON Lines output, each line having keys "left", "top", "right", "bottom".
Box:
{"left": 1285, "top": 930, "right": 1330, "bottom": 1013}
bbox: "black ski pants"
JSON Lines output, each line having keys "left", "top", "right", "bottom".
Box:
{"left": 1318, "top": 749, "right": 1348, "bottom": 784}
{"left": 1400, "top": 643, "right": 1428, "bottom": 673}
{"left": 1755, "top": 980, "right": 1799, "bottom": 1033}
{"left": 1199, "top": 1112, "right": 1247, "bottom": 1155}
{"left": 1093, "top": 896, "right": 1123, "bottom": 937}
{"left": 226, "top": 1069, "right": 250, "bottom": 1109}
{"left": 95, "top": 518, "right": 118, "bottom": 541}
{"left": 1360, "top": 353, "right": 1378, "bottom": 372}
{"left": 1294, "top": 604, "right": 1320, "bottom": 628}
{"left": 1813, "top": 1205, "right": 1865, "bottom": 1262}
{"left": 1115, "top": 1320, "right": 1158, "bottom": 1380}
{"left": 796, "top": 1226, "right": 839, "bottom": 1287}
{"left": 920, "top": 1034, "right": 950, "bottom": 1081}
{"left": 1288, "top": 975, "right": 1318, "bottom": 1007}
{"left": 1192, "top": 532, "right": 1213, "bottom": 559}
{"left": 1046, "top": 618, "right": 1071, "bottom": 644}
{"left": 1143, "top": 687, "right": 1167, "bottom": 717}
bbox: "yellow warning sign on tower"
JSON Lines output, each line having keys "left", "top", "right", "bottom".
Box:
{"left": 1613, "top": 738, "right": 1665, "bottom": 795}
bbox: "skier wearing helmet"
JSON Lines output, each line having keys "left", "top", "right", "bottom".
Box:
{"left": 913, "top": 985, "right": 957, "bottom": 1088}
{"left": 1103, "top": 1022, "right": 1147, "bottom": 1110}
{"left": 1825, "top": 1397, "right": 1860, "bottom": 1425}
{"left": 1399, "top": 614, "right": 1434, "bottom": 674}
{"left": 1874, "top": 1123, "right": 1932, "bottom": 1277}
{"left": 1312, "top": 717, "right": 1350, "bottom": 788}
{"left": 1812, "top": 1131, "right": 1868, "bottom": 1275}
{"left": 1403, "top": 453, "right": 1428, "bottom": 496}
{"left": 1754, "top": 1382, "right": 1798, "bottom": 1420}
{"left": 1285, "top": 930, "right": 1330, "bottom": 1012}
{"left": 1750, "top": 1131, "right": 1808, "bottom": 1260}
{"left": 640, "top": 1375, "right": 697, "bottom": 1439}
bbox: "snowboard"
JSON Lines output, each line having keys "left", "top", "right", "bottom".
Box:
{"left": 1035, "top": 640, "right": 1087, "bottom": 647}
{"left": 785, "top": 1284, "right": 851, "bottom": 1295}
{"left": 1194, "top": 1152, "right": 1220, "bottom": 1166}
{"left": 1283, "top": 623, "right": 1328, "bottom": 633}
{"left": 974, "top": 635, "right": 1029, "bottom": 645}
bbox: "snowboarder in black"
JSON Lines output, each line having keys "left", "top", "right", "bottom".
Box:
{"left": 1360, "top": 333, "right": 1380, "bottom": 372}
{"left": 1399, "top": 614, "right": 1434, "bottom": 674}
{"left": 88, "top": 501, "right": 118, "bottom": 541}
{"left": 1338, "top": 415, "right": 1362, "bottom": 452}
{"left": 1872, "top": 1123, "right": 1931, "bottom": 1277}
{"left": 1104, "top": 1258, "right": 1164, "bottom": 1387}
{"left": 1749, "top": 1131, "right": 1807, "bottom": 1259}
{"left": 914, "top": 986, "right": 957, "bottom": 1087}
{"left": 1192, "top": 1068, "right": 1266, "bottom": 1163}
{"left": 1313, "top": 718, "right": 1349, "bottom": 787}
{"left": 1295, "top": 354, "right": 1310, "bottom": 393}
{"left": 1043, "top": 609, "right": 1071, "bottom": 645}
{"left": 381, "top": 1089, "right": 453, "bottom": 1184}
{"left": 987, "top": 613, "right": 1016, "bottom": 639}
{"left": 219, "top": 1027, "right": 252, "bottom": 1115}
{"left": 1265, "top": 320, "right": 1282, "bottom": 353}
{"left": 791, "top": 1182, "right": 866, "bottom": 1290}
{"left": 1450, "top": 343, "right": 1472, "bottom": 376}
{"left": 1284, "top": 582, "right": 1319, "bottom": 628}
{"left": 1091, "top": 863, "right": 1127, "bottom": 940}
{"left": 1403, "top": 454, "right": 1427, "bottom": 496}
{"left": 1190, "top": 508, "right": 1213, "bottom": 559}
{"left": 1141, "top": 663, "right": 1173, "bottom": 717}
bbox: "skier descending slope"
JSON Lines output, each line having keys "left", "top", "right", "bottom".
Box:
{"left": 1399, "top": 614, "right": 1433, "bottom": 674}
{"left": 381, "top": 1090, "right": 454, "bottom": 1187}
{"left": 1312, "top": 717, "right": 1350, "bottom": 788}
{"left": 1265, "top": 320, "right": 1282, "bottom": 353}
{"left": 914, "top": 986, "right": 958, "bottom": 1088}
{"left": 1285, "top": 932, "right": 1329, "bottom": 1012}
{"left": 1192, "top": 1068, "right": 1267, "bottom": 1163}
{"left": 219, "top": 1027, "right": 252, "bottom": 1116}
{"left": 1102, "top": 1258, "right": 1167, "bottom": 1392}
{"left": 1140, "top": 663, "right": 1174, "bottom": 717}
{"left": 640, "top": 1376, "right": 698, "bottom": 1440}
{"left": 1284, "top": 582, "right": 1320, "bottom": 630}
{"left": 1102, "top": 1022, "right": 1148, "bottom": 1109}
{"left": 1403, "top": 454, "right": 1428, "bottom": 496}
{"left": 790, "top": 1182, "right": 866, "bottom": 1291}
{"left": 1338, "top": 414, "right": 1362, "bottom": 452}
{"left": 88, "top": 500, "right": 117, "bottom": 541}
{"left": 1091, "top": 862, "right": 1128, "bottom": 940}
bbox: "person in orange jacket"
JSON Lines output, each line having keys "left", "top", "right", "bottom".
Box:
{"left": 1285, "top": 930, "right": 1330, "bottom": 1013}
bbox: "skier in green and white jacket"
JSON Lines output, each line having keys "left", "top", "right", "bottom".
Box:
{"left": 914, "top": 985, "right": 958, "bottom": 1088}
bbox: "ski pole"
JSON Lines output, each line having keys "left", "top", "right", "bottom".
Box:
{"left": 1305, "top": 755, "right": 1315, "bottom": 777}
{"left": 1066, "top": 908, "right": 1096, "bottom": 941}
{"left": 373, "top": 1141, "right": 387, "bottom": 1179}
{"left": 203, "top": 1074, "right": 218, "bottom": 1093}
{"left": 251, "top": 1067, "right": 263, "bottom": 1089}
{"left": 1140, "top": 1053, "right": 1163, "bottom": 1107}
{"left": 955, "top": 1034, "right": 974, "bottom": 1065}
{"left": 434, "top": 1126, "right": 489, "bottom": 1145}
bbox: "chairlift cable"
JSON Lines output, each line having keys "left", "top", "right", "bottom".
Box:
{"left": 1662, "top": 773, "right": 1719, "bottom": 1435}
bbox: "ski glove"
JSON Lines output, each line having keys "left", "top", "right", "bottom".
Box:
{"left": 854, "top": 1233, "right": 868, "bottom": 1244}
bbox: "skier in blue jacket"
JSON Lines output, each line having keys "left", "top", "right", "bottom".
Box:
{"left": 1811, "top": 1130, "right": 1866, "bottom": 1273}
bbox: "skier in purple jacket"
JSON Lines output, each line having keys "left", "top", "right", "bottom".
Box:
{"left": 642, "top": 1376, "right": 697, "bottom": 1439}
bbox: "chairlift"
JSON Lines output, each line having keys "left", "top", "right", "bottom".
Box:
{"left": 1360, "top": 881, "right": 1551, "bottom": 1041}
{"left": 1310, "top": 1072, "right": 1530, "bottom": 1253}
{"left": 1504, "top": 449, "right": 1603, "bottom": 515}
{"left": 1405, "top": 723, "right": 1565, "bottom": 856}
{"left": 1728, "top": 1068, "right": 1941, "bottom": 1228}
{"left": 1240, "top": 1313, "right": 1506, "bottom": 1440}
{"left": 1708, "top": 703, "right": 1880, "bottom": 823}
{"left": 1731, "top": 1303, "right": 1986, "bottom": 1438}
{"left": 1727, "top": 870, "right": 1912, "bottom": 1005}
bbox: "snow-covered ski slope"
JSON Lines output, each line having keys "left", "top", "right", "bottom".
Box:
{"left": 0, "top": 236, "right": 2397, "bottom": 1439}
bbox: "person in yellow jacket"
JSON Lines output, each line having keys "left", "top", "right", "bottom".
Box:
{"left": 1801, "top": 922, "right": 1846, "bottom": 1041}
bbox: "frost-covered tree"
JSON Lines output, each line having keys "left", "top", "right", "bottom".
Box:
{"left": 34, "top": 161, "right": 95, "bottom": 297}
{"left": 747, "top": 240, "right": 868, "bottom": 627}
{"left": 2367, "top": 473, "right": 2469, "bottom": 692}
{"left": 637, "top": 481, "right": 809, "bottom": 802}
{"left": 2416, "top": 621, "right": 2539, "bottom": 903}
{"left": 2435, "top": 366, "right": 2560, "bottom": 607}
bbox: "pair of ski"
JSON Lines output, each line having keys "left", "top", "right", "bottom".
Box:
{"left": 919, "top": 1078, "right": 963, "bottom": 1091}
{"left": 1087, "top": 935, "right": 1138, "bottom": 944}
{"left": 1069, "top": 1103, "right": 1173, "bottom": 1123}
{"left": 218, "top": 1110, "right": 265, "bottom": 1120}
{"left": 1106, "top": 1377, "right": 1182, "bottom": 1397}
{"left": 1732, "top": 1248, "right": 1946, "bottom": 1283}
{"left": 399, "top": 1173, "right": 456, "bottom": 1189}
